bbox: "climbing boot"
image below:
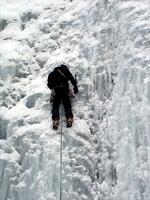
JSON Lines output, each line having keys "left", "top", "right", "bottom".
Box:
{"left": 53, "top": 120, "right": 59, "bottom": 130}
{"left": 66, "top": 118, "right": 73, "bottom": 128}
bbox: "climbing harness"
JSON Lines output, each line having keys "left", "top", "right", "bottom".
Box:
{"left": 59, "top": 106, "right": 63, "bottom": 200}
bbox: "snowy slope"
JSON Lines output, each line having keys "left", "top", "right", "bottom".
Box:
{"left": 0, "top": 0, "right": 150, "bottom": 200}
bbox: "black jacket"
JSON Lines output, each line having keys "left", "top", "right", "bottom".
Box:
{"left": 47, "top": 65, "right": 78, "bottom": 93}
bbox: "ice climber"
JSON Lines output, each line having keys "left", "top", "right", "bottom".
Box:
{"left": 47, "top": 64, "right": 78, "bottom": 130}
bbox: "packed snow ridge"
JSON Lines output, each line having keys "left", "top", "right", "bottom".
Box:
{"left": 0, "top": 0, "right": 150, "bottom": 200}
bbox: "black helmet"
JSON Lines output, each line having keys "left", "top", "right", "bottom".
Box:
{"left": 60, "top": 64, "right": 69, "bottom": 70}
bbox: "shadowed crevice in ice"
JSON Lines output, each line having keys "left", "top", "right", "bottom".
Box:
{"left": 25, "top": 93, "right": 43, "bottom": 109}
{"left": 0, "top": 19, "right": 8, "bottom": 32}
{"left": 21, "top": 11, "right": 40, "bottom": 23}
{"left": 0, "top": 117, "right": 8, "bottom": 140}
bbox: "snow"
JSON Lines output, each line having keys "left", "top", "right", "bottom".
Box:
{"left": 0, "top": 0, "right": 150, "bottom": 199}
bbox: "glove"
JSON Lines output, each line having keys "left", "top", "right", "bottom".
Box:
{"left": 74, "top": 85, "right": 78, "bottom": 94}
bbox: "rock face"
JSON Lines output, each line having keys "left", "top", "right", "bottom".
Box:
{"left": 0, "top": 0, "right": 150, "bottom": 200}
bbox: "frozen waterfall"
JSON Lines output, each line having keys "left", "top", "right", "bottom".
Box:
{"left": 0, "top": 0, "right": 150, "bottom": 200}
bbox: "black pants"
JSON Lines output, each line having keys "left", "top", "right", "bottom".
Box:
{"left": 52, "top": 87, "right": 73, "bottom": 120}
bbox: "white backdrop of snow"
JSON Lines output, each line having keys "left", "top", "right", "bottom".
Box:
{"left": 0, "top": 0, "right": 150, "bottom": 200}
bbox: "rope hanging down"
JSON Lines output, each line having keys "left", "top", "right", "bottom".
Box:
{"left": 59, "top": 106, "right": 63, "bottom": 200}
{"left": 59, "top": 73, "right": 77, "bottom": 200}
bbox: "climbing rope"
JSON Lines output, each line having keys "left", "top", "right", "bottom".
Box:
{"left": 60, "top": 105, "right": 63, "bottom": 200}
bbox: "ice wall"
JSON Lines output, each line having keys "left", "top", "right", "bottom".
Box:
{"left": 0, "top": 0, "right": 150, "bottom": 200}
{"left": 108, "top": 1, "right": 150, "bottom": 199}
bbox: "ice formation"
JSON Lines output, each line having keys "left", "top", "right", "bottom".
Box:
{"left": 0, "top": 0, "right": 150, "bottom": 200}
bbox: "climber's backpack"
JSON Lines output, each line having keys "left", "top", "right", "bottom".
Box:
{"left": 47, "top": 68, "right": 68, "bottom": 90}
{"left": 47, "top": 68, "right": 76, "bottom": 102}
